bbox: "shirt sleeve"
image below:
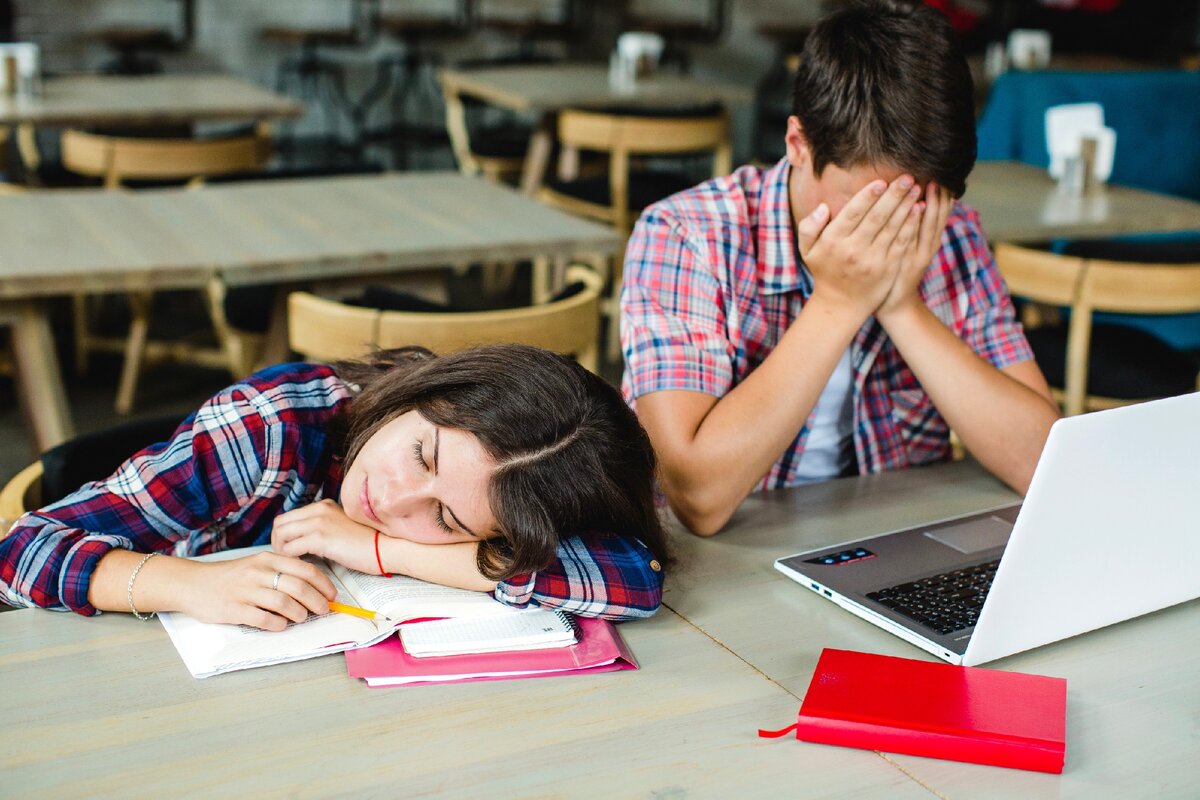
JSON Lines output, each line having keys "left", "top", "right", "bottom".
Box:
{"left": 950, "top": 206, "right": 1035, "bottom": 369}
{"left": 0, "top": 383, "right": 276, "bottom": 615}
{"left": 494, "top": 532, "right": 664, "bottom": 621}
{"left": 620, "top": 206, "right": 737, "bottom": 400}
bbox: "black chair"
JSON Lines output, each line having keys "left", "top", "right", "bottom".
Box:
{"left": 0, "top": 413, "right": 187, "bottom": 528}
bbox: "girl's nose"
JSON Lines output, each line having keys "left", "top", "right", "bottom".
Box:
{"left": 378, "top": 471, "right": 431, "bottom": 519}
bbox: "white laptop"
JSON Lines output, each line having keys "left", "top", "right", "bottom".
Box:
{"left": 775, "top": 392, "right": 1200, "bottom": 666}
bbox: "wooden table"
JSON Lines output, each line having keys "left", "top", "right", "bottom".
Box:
{"left": 664, "top": 459, "right": 1200, "bottom": 798}
{"left": 439, "top": 63, "right": 753, "bottom": 194}
{"left": 0, "top": 172, "right": 620, "bottom": 452}
{"left": 5, "top": 460, "right": 1195, "bottom": 796}
{"left": 966, "top": 160, "right": 1200, "bottom": 243}
{"left": 0, "top": 607, "right": 930, "bottom": 798}
{"left": 0, "top": 73, "right": 302, "bottom": 127}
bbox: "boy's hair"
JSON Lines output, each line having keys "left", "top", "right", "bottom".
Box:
{"left": 335, "top": 344, "right": 669, "bottom": 582}
{"left": 791, "top": 0, "right": 977, "bottom": 197}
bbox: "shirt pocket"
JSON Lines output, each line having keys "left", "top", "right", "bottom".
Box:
{"left": 890, "top": 388, "right": 951, "bottom": 466}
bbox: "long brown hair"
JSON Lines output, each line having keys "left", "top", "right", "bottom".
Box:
{"left": 334, "top": 344, "right": 669, "bottom": 581}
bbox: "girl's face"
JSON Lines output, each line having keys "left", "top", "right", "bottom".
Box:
{"left": 341, "top": 410, "right": 500, "bottom": 545}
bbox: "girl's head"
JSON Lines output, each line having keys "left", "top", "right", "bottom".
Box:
{"left": 335, "top": 344, "right": 667, "bottom": 581}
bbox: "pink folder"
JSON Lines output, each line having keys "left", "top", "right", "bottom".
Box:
{"left": 345, "top": 616, "right": 639, "bottom": 687}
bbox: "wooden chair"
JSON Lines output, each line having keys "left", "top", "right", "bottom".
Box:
{"left": 995, "top": 242, "right": 1200, "bottom": 416}
{"left": 288, "top": 264, "right": 603, "bottom": 374}
{"left": 440, "top": 78, "right": 527, "bottom": 186}
{"left": 60, "top": 127, "right": 271, "bottom": 414}
{"left": 538, "top": 106, "right": 732, "bottom": 361}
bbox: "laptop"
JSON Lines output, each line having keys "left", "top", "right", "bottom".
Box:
{"left": 774, "top": 392, "right": 1200, "bottom": 666}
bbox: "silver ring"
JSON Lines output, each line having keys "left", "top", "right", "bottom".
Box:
{"left": 271, "top": 571, "right": 282, "bottom": 591}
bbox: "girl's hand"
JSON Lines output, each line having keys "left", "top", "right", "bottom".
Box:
{"left": 178, "top": 551, "right": 336, "bottom": 631}
{"left": 272, "top": 498, "right": 380, "bottom": 575}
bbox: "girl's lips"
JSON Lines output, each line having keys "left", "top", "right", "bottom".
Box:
{"left": 360, "top": 477, "right": 381, "bottom": 524}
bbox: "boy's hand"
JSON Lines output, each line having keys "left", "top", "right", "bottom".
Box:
{"left": 796, "top": 174, "right": 923, "bottom": 321}
{"left": 877, "top": 182, "right": 953, "bottom": 322}
{"left": 272, "top": 499, "right": 380, "bottom": 576}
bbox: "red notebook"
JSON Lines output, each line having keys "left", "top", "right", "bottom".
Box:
{"left": 761, "top": 648, "right": 1066, "bottom": 773}
{"left": 345, "top": 616, "right": 638, "bottom": 687}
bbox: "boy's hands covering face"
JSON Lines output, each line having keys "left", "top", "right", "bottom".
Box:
{"left": 876, "top": 182, "right": 954, "bottom": 320}
{"left": 795, "top": 174, "right": 925, "bottom": 320}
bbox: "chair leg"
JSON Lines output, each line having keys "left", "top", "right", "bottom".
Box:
{"left": 72, "top": 294, "right": 91, "bottom": 374}
{"left": 605, "top": 280, "right": 622, "bottom": 366}
{"left": 206, "top": 277, "right": 264, "bottom": 379}
{"left": 115, "top": 291, "right": 153, "bottom": 415}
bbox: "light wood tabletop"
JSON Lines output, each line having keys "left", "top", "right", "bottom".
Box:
{"left": 0, "top": 73, "right": 303, "bottom": 127}
{"left": 965, "top": 160, "right": 1200, "bottom": 243}
{"left": 0, "top": 172, "right": 620, "bottom": 452}
{"left": 0, "top": 607, "right": 933, "bottom": 799}
{"left": 439, "top": 63, "right": 752, "bottom": 194}
{"left": 663, "top": 459, "right": 1200, "bottom": 798}
{"left": 439, "top": 63, "right": 753, "bottom": 115}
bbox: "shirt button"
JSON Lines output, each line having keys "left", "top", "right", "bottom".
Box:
{"left": 649, "top": 559, "right": 662, "bottom": 572}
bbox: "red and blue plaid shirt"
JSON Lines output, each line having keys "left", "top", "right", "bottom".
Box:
{"left": 621, "top": 158, "right": 1033, "bottom": 490}
{"left": 1, "top": 363, "right": 662, "bottom": 620}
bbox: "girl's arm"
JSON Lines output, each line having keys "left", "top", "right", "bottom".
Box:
{"left": 0, "top": 364, "right": 347, "bottom": 624}
{"left": 272, "top": 500, "right": 664, "bottom": 621}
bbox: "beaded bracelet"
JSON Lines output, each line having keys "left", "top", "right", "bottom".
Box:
{"left": 126, "top": 552, "right": 159, "bottom": 621}
{"left": 374, "top": 530, "right": 392, "bottom": 578}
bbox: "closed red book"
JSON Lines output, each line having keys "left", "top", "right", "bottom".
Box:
{"left": 765, "top": 648, "right": 1066, "bottom": 773}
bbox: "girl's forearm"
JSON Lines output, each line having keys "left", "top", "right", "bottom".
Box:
{"left": 380, "top": 537, "right": 498, "bottom": 592}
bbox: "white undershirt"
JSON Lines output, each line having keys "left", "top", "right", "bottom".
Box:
{"left": 793, "top": 348, "right": 855, "bottom": 483}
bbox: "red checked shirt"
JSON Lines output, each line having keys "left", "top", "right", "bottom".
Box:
{"left": 621, "top": 158, "right": 1033, "bottom": 490}
{"left": 0, "top": 363, "right": 663, "bottom": 620}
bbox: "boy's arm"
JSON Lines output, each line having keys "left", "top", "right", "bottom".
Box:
{"left": 876, "top": 186, "right": 1059, "bottom": 494}
{"left": 634, "top": 177, "right": 924, "bottom": 536}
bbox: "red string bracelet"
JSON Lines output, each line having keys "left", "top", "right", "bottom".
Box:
{"left": 374, "top": 530, "right": 391, "bottom": 578}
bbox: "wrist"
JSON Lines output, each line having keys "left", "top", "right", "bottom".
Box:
{"left": 875, "top": 295, "right": 928, "bottom": 331}
{"left": 377, "top": 534, "right": 411, "bottom": 577}
{"left": 804, "top": 288, "right": 871, "bottom": 333}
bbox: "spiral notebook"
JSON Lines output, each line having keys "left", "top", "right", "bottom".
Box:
{"left": 400, "top": 608, "right": 579, "bottom": 657}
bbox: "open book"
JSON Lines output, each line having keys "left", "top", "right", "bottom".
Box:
{"left": 158, "top": 546, "right": 538, "bottom": 678}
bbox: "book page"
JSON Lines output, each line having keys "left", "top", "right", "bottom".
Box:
{"left": 331, "top": 563, "right": 516, "bottom": 621}
{"left": 158, "top": 546, "right": 390, "bottom": 678}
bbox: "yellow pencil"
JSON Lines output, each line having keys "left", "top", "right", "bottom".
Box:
{"left": 328, "top": 601, "right": 392, "bottom": 622}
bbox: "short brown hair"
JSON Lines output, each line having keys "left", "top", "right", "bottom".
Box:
{"left": 791, "top": 0, "right": 977, "bottom": 197}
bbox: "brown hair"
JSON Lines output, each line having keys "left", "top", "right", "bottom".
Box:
{"left": 334, "top": 344, "right": 669, "bottom": 582}
{"left": 791, "top": 0, "right": 977, "bottom": 197}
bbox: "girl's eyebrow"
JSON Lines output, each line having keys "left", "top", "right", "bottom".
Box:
{"left": 433, "top": 427, "right": 479, "bottom": 537}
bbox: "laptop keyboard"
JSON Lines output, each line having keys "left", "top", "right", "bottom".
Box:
{"left": 865, "top": 559, "right": 999, "bottom": 635}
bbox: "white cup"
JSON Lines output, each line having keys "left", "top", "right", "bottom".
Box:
{"left": 0, "top": 42, "right": 41, "bottom": 98}
{"left": 1007, "top": 29, "right": 1051, "bottom": 71}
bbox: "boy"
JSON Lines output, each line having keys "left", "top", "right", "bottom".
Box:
{"left": 621, "top": 0, "right": 1059, "bottom": 536}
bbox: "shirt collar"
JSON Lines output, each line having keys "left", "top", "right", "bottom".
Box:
{"left": 757, "top": 157, "right": 814, "bottom": 297}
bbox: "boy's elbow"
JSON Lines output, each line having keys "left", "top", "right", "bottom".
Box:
{"left": 665, "top": 486, "right": 734, "bottom": 537}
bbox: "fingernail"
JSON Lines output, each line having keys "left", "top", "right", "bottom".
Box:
{"left": 872, "top": 181, "right": 886, "bottom": 195}
{"left": 899, "top": 175, "right": 914, "bottom": 190}
{"left": 812, "top": 203, "right": 828, "bottom": 219}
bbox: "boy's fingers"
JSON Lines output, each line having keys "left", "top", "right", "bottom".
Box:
{"left": 825, "top": 179, "right": 887, "bottom": 238}
{"left": 875, "top": 183, "right": 921, "bottom": 249}
{"left": 858, "top": 176, "right": 915, "bottom": 242}
{"left": 796, "top": 202, "right": 830, "bottom": 255}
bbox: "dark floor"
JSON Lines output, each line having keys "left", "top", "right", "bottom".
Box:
{"left": 0, "top": 264, "right": 624, "bottom": 489}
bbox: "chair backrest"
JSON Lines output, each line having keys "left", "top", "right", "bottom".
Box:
{"left": 288, "top": 264, "right": 604, "bottom": 373}
{"left": 995, "top": 242, "right": 1200, "bottom": 414}
{"left": 0, "top": 461, "right": 42, "bottom": 534}
{"left": 61, "top": 128, "right": 271, "bottom": 189}
{"left": 555, "top": 106, "right": 732, "bottom": 235}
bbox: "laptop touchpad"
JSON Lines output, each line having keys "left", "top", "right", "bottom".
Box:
{"left": 923, "top": 516, "right": 1013, "bottom": 554}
